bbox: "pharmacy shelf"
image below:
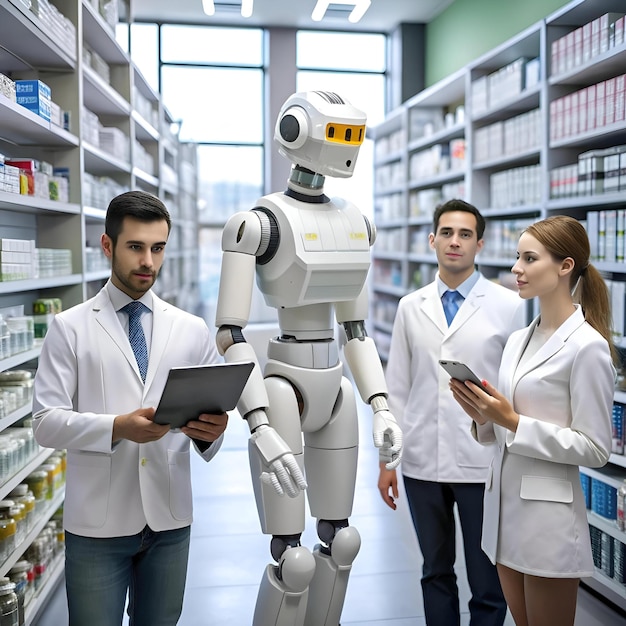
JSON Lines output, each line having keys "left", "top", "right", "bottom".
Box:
{"left": 0, "top": 2, "right": 201, "bottom": 620}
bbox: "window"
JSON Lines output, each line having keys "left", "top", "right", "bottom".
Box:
{"left": 196, "top": 145, "right": 263, "bottom": 224}
{"left": 161, "top": 25, "right": 263, "bottom": 65}
{"left": 157, "top": 25, "right": 266, "bottom": 322}
{"left": 296, "top": 31, "right": 387, "bottom": 219}
{"left": 161, "top": 66, "right": 263, "bottom": 143}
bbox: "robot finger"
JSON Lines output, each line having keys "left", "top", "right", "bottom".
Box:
{"left": 283, "top": 455, "right": 308, "bottom": 491}
{"left": 384, "top": 453, "right": 402, "bottom": 471}
{"left": 261, "top": 470, "right": 285, "bottom": 496}
{"left": 270, "top": 459, "right": 301, "bottom": 498}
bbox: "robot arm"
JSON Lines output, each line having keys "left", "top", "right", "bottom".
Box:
{"left": 336, "top": 288, "right": 403, "bottom": 470}
{"left": 216, "top": 211, "right": 306, "bottom": 498}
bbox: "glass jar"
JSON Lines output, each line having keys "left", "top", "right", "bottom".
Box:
{"left": 8, "top": 561, "right": 33, "bottom": 609}
{"left": 49, "top": 450, "right": 66, "bottom": 483}
{"left": 0, "top": 315, "right": 9, "bottom": 360}
{"left": 0, "top": 504, "right": 24, "bottom": 547}
{"left": 25, "top": 539, "right": 47, "bottom": 592}
{"left": 37, "top": 465, "right": 53, "bottom": 500}
{"left": 24, "top": 471, "right": 47, "bottom": 513}
{"left": 7, "top": 487, "right": 34, "bottom": 534}
{"left": 6, "top": 563, "right": 29, "bottom": 626}
{"left": 45, "top": 454, "right": 63, "bottom": 492}
{"left": 0, "top": 577, "right": 18, "bottom": 626}
{"left": 0, "top": 519, "right": 16, "bottom": 566}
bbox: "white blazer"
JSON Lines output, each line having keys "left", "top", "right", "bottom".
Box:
{"left": 476, "top": 306, "right": 614, "bottom": 576}
{"left": 386, "top": 274, "right": 526, "bottom": 482}
{"left": 32, "top": 284, "right": 223, "bottom": 538}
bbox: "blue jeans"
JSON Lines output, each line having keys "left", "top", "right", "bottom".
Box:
{"left": 403, "top": 477, "right": 506, "bottom": 626}
{"left": 65, "top": 525, "right": 191, "bottom": 626}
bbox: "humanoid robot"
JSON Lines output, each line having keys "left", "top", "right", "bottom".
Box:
{"left": 215, "top": 90, "right": 403, "bottom": 626}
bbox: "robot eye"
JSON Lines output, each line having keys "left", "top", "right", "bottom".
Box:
{"left": 279, "top": 115, "right": 301, "bottom": 143}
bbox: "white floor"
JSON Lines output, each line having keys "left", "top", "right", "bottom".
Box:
{"left": 32, "top": 402, "right": 626, "bottom": 625}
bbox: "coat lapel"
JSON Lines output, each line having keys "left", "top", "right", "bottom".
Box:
{"left": 420, "top": 283, "right": 447, "bottom": 333}
{"left": 91, "top": 289, "right": 176, "bottom": 389}
{"left": 91, "top": 289, "right": 138, "bottom": 378}
{"left": 509, "top": 306, "right": 586, "bottom": 390}
{"left": 146, "top": 294, "right": 174, "bottom": 389}
{"left": 422, "top": 275, "right": 485, "bottom": 336}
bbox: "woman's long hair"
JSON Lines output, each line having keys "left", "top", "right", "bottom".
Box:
{"left": 525, "top": 215, "right": 616, "bottom": 362}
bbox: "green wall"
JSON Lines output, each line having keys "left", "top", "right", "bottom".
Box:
{"left": 425, "top": 0, "right": 569, "bottom": 86}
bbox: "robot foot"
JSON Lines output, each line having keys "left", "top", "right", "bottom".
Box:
{"left": 252, "top": 546, "right": 316, "bottom": 626}
{"left": 304, "top": 524, "right": 361, "bottom": 626}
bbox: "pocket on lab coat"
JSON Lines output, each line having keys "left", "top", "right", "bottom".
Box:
{"left": 520, "top": 475, "right": 573, "bottom": 503}
{"left": 66, "top": 452, "right": 112, "bottom": 528}
{"left": 168, "top": 448, "right": 192, "bottom": 520}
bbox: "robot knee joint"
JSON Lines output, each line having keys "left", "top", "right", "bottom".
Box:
{"left": 278, "top": 547, "right": 316, "bottom": 593}
{"left": 330, "top": 525, "right": 361, "bottom": 567}
{"left": 270, "top": 535, "right": 301, "bottom": 563}
{"left": 317, "top": 520, "right": 361, "bottom": 567}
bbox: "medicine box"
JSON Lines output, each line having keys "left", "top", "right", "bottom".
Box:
{"left": 15, "top": 80, "right": 51, "bottom": 121}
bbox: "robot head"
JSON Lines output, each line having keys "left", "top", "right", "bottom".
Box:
{"left": 274, "top": 91, "right": 367, "bottom": 179}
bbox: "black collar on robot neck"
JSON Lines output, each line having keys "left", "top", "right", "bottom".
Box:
{"left": 284, "top": 187, "right": 330, "bottom": 204}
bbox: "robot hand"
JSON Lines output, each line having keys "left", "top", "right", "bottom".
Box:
{"left": 372, "top": 409, "right": 403, "bottom": 471}
{"left": 251, "top": 424, "right": 308, "bottom": 498}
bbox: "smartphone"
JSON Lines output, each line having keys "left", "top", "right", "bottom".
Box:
{"left": 439, "top": 360, "right": 491, "bottom": 395}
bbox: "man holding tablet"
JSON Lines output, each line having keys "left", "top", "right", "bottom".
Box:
{"left": 31, "top": 191, "right": 229, "bottom": 626}
{"left": 378, "top": 199, "right": 526, "bottom": 626}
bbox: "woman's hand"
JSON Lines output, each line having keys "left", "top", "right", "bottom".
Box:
{"left": 449, "top": 378, "right": 519, "bottom": 432}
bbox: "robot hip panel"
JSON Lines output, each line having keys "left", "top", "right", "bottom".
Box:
{"left": 265, "top": 358, "right": 344, "bottom": 433}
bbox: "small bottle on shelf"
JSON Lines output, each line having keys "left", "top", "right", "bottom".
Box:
{"left": 617, "top": 478, "right": 626, "bottom": 531}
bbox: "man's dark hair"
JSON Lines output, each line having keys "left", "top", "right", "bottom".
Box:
{"left": 105, "top": 191, "right": 172, "bottom": 245}
{"left": 432, "top": 199, "right": 485, "bottom": 240}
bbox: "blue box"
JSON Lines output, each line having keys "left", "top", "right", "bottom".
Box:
{"left": 612, "top": 403, "right": 624, "bottom": 454}
{"left": 580, "top": 472, "right": 592, "bottom": 509}
{"left": 15, "top": 80, "right": 51, "bottom": 121}
{"left": 591, "top": 477, "right": 617, "bottom": 520}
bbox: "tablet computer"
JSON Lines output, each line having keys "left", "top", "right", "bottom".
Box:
{"left": 154, "top": 361, "right": 254, "bottom": 429}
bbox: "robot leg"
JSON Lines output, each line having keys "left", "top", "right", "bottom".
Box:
{"left": 303, "top": 377, "right": 361, "bottom": 626}
{"left": 251, "top": 375, "right": 314, "bottom": 626}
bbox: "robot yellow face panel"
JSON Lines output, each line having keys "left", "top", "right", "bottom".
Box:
{"left": 325, "top": 122, "right": 366, "bottom": 145}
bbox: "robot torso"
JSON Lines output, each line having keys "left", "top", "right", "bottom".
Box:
{"left": 253, "top": 192, "right": 372, "bottom": 310}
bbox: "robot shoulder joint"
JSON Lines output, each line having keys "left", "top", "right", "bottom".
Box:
{"left": 221, "top": 211, "right": 264, "bottom": 255}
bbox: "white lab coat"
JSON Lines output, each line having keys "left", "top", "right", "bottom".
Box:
{"left": 386, "top": 274, "right": 526, "bottom": 482}
{"left": 475, "top": 306, "right": 614, "bottom": 576}
{"left": 32, "top": 284, "right": 223, "bottom": 538}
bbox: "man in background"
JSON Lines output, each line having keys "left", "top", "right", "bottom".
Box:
{"left": 378, "top": 198, "right": 526, "bottom": 626}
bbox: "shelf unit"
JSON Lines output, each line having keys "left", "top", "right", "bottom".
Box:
{"left": 0, "top": 0, "right": 200, "bottom": 620}
{"left": 371, "top": 0, "right": 626, "bottom": 609}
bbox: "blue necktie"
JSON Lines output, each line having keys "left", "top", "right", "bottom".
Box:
{"left": 122, "top": 301, "right": 149, "bottom": 382}
{"left": 442, "top": 290, "right": 463, "bottom": 326}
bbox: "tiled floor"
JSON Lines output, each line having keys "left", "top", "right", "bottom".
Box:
{"left": 33, "top": 402, "right": 626, "bottom": 625}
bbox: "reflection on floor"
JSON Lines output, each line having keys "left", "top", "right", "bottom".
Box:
{"left": 33, "top": 404, "right": 626, "bottom": 625}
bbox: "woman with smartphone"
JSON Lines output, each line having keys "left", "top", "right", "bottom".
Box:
{"left": 449, "top": 215, "right": 615, "bottom": 626}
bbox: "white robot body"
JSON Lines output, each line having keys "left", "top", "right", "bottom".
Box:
{"left": 215, "top": 91, "right": 403, "bottom": 626}
{"left": 253, "top": 193, "right": 371, "bottom": 312}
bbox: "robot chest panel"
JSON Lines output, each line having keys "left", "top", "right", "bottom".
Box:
{"left": 257, "top": 199, "right": 371, "bottom": 308}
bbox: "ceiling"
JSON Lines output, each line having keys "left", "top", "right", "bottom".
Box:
{"left": 129, "top": 0, "right": 456, "bottom": 33}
